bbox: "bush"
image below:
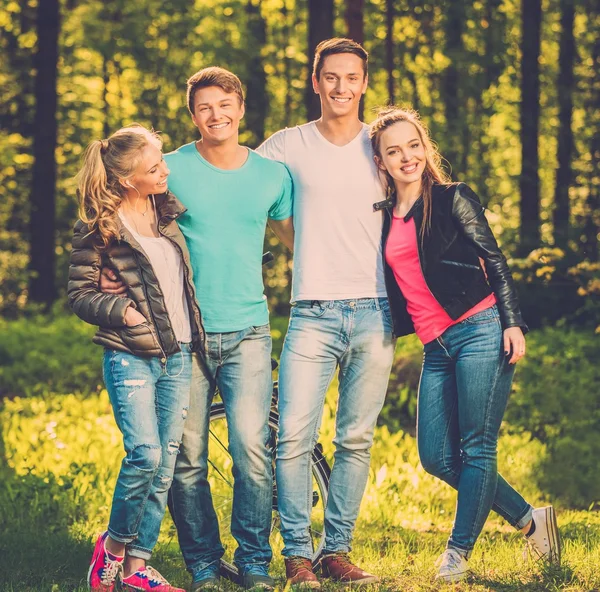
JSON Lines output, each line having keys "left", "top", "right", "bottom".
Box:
{"left": 510, "top": 248, "right": 600, "bottom": 330}
{"left": 0, "top": 308, "right": 101, "bottom": 398}
{"left": 504, "top": 327, "right": 600, "bottom": 508}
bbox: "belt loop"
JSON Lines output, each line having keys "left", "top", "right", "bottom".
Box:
{"left": 374, "top": 298, "right": 381, "bottom": 311}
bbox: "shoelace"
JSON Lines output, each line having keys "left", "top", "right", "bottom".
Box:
{"left": 324, "top": 552, "right": 352, "bottom": 567}
{"left": 525, "top": 536, "right": 547, "bottom": 560}
{"left": 288, "top": 557, "right": 312, "bottom": 572}
{"left": 435, "top": 550, "right": 462, "bottom": 570}
{"left": 101, "top": 558, "right": 122, "bottom": 585}
{"left": 142, "top": 566, "right": 169, "bottom": 585}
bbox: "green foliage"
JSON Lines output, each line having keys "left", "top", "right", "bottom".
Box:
{"left": 510, "top": 247, "right": 600, "bottom": 330}
{"left": 504, "top": 327, "right": 600, "bottom": 508}
{"left": 0, "top": 307, "right": 101, "bottom": 398}
{"left": 377, "top": 334, "right": 423, "bottom": 433}
{"left": 1, "top": 0, "right": 599, "bottom": 314}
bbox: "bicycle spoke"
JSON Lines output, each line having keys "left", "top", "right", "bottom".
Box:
{"left": 207, "top": 458, "right": 234, "bottom": 488}
{"left": 209, "top": 430, "right": 231, "bottom": 456}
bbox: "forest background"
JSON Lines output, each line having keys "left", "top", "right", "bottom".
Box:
{"left": 0, "top": 0, "right": 599, "bottom": 590}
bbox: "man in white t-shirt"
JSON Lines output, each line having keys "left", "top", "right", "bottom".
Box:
{"left": 257, "top": 38, "right": 396, "bottom": 588}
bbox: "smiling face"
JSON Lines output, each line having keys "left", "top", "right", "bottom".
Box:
{"left": 127, "top": 143, "right": 169, "bottom": 197}
{"left": 312, "top": 53, "right": 367, "bottom": 119}
{"left": 191, "top": 85, "right": 245, "bottom": 145}
{"left": 376, "top": 121, "right": 427, "bottom": 190}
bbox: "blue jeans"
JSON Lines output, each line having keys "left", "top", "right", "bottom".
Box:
{"left": 103, "top": 345, "right": 193, "bottom": 560}
{"left": 277, "top": 298, "right": 396, "bottom": 558}
{"left": 169, "top": 325, "right": 273, "bottom": 577}
{"left": 417, "top": 305, "right": 533, "bottom": 556}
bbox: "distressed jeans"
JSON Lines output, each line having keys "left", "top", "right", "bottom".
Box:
{"left": 277, "top": 298, "right": 396, "bottom": 558}
{"left": 103, "top": 344, "right": 193, "bottom": 560}
{"left": 169, "top": 324, "right": 273, "bottom": 577}
{"left": 417, "top": 305, "right": 533, "bottom": 556}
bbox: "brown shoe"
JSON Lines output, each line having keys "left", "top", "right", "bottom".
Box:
{"left": 284, "top": 557, "right": 321, "bottom": 589}
{"left": 319, "top": 552, "right": 379, "bottom": 585}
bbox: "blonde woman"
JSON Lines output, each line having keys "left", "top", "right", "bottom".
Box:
{"left": 68, "top": 125, "right": 204, "bottom": 592}
{"left": 369, "top": 108, "right": 560, "bottom": 582}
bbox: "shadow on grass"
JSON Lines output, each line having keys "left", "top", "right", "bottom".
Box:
{"left": 472, "top": 564, "right": 574, "bottom": 592}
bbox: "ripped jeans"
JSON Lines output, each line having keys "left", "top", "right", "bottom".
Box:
{"left": 103, "top": 344, "right": 193, "bottom": 560}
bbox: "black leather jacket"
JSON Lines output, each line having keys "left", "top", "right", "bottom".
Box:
{"left": 375, "top": 183, "right": 528, "bottom": 338}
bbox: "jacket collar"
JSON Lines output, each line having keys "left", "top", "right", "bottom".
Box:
{"left": 154, "top": 190, "right": 187, "bottom": 220}
{"left": 373, "top": 195, "right": 424, "bottom": 222}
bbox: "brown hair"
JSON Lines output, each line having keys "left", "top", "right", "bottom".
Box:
{"left": 187, "top": 66, "right": 245, "bottom": 114}
{"left": 313, "top": 37, "right": 368, "bottom": 80}
{"left": 369, "top": 107, "right": 451, "bottom": 239}
{"left": 76, "top": 125, "right": 162, "bottom": 248}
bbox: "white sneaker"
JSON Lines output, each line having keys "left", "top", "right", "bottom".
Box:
{"left": 434, "top": 548, "right": 469, "bottom": 583}
{"left": 524, "top": 506, "right": 561, "bottom": 565}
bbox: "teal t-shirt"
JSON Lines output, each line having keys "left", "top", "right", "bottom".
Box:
{"left": 164, "top": 142, "right": 293, "bottom": 333}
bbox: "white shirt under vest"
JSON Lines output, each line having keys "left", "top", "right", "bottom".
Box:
{"left": 258, "top": 121, "right": 387, "bottom": 302}
{"left": 119, "top": 212, "right": 192, "bottom": 343}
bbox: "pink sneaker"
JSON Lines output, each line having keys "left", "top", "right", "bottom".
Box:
{"left": 121, "top": 566, "right": 185, "bottom": 592}
{"left": 87, "top": 531, "right": 124, "bottom": 591}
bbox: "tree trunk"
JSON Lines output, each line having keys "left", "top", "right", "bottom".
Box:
{"left": 29, "top": 0, "right": 60, "bottom": 307}
{"left": 552, "top": 0, "right": 576, "bottom": 252}
{"left": 306, "top": 0, "right": 334, "bottom": 122}
{"left": 102, "top": 56, "right": 111, "bottom": 139}
{"left": 345, "top": 0, "right": 365, "bottom": 119}
{"left": 345, "top": 0, "right": 364, "bottom": 42}
{"left": 385, "top": 0, "right": 395, "bottom": 104}
{"left": 519, "top": 0, "right": 542, "bottom": 255}
{"left": 282, "top": 0, "right": 292, "bottom": 126}
{"left": 583, "top": 1, "right": 600, "bottom": 261}
{"left": 442, "top": 1, "right": 466, "bottom": 179}
{"left": 245, "top": 0, "right": 267, "bottom": 146}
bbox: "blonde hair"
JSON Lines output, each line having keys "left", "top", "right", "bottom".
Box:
{"left": 369, "top": 107, "right": 451, "bottom": 239}
{"left": 76, "top": 124, "right": 162, "bottom": 248}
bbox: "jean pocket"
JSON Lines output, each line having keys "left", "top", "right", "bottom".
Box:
{"left": 291, "top": 301, "right": 328, "bottom": 319}
{"left": 462, "top": 305, "right": 499, "bottom": 325}
{"left": 251, "top": 323, "right": 271, "bottom": 334}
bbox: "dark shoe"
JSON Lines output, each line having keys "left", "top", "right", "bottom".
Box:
{"left": 191, "top": 562, "right": 220, "bottom": 591}
{"left": 319, "top": 552, "right": 379, "bottom": 585}
{"left": 238, "top": 564, "right": 275, "bottom": 590}
{"left": 284, "top": 557, "right": 321, "bottom": 589}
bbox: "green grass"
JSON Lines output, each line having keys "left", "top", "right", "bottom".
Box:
{"left": 1, "top": 387, "right": 599, "bottom": 591}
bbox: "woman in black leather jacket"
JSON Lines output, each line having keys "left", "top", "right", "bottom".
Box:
{"left": 369, "top": 108, "right": 560, "bottom": 582}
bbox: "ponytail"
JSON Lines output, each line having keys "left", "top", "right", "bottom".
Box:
{"left": 75, "top": 125, "right": 162, "bottom": 248}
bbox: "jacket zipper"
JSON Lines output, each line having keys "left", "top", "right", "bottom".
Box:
{"left": 382, "top": 208, "right": 398, "bottom": 338}
{"left": 130, "top": 248, "right": 168, "bottom": 358}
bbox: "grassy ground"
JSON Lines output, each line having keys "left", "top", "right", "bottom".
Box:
{"left": 1, "top": 386, "right": 599, "bottom": 592}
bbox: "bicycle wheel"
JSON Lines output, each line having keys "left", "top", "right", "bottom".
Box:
{"left": 208, "top": 401, "right": 331, "bottom": 581}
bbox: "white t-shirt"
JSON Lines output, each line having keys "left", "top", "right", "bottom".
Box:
{"left": 257, "top": 121, "right": 387, "bottom": 301}
{"left": 119, "top": 213, "right": 192, "bottom": 343}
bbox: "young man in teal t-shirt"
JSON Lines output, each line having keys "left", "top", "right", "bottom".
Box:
{"left": 164, "top": 69, "right": 292, "bottom": 591}
{"left": 100, "top": 67, "right": 293, "bottom": 592}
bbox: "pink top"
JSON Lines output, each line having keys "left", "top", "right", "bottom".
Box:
{"left": 385, "top": 214, "right": 497, "bottom": 345}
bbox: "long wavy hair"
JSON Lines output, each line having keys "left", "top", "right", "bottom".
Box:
{"left": 75, "top": 124, "right": 162, "bottom": 248}
{"left": 369, "top": 107, "right": 451, "bottom": 239}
